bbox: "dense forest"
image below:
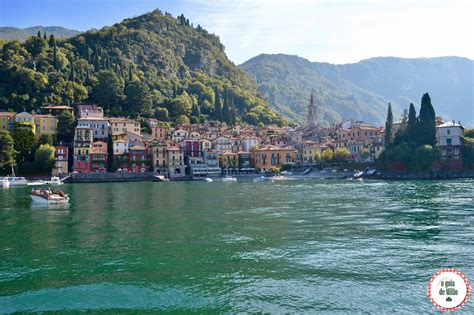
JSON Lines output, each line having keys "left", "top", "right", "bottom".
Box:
{"left": 0, "top": 10, "right": 286, "bottom": 126}
{"left": 241, "top": 54, "right": 473, "bottom": 127}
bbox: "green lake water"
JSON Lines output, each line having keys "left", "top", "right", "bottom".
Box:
{"left": 0, "top": 179, "right": 473, "bottom": 313}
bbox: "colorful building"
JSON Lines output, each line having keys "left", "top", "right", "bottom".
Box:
{"left": 436, "top": 121, "right": 464, "bottom": 160}
{"left": 109, "top": 117, "right": 141, "bottom": 136}
{"left": 0, "top": 112, "right": 15, "bottom": 131}
{"left": 90, "top": 141, "right": 108, "bottom": 172}
{"left": 73, "top": 126, "right": 93, "bottom": 173}
{"left": 252, "top": 146, "right": 297, "bottom": 172}
{"left": 34, "top": 114, "right": 58, "bottom": 138}
{"left": 77, "top": 117, "right": 109, "bottom": 140}
{"left": 52, "top": 145, "right": 69, "bottom": 176}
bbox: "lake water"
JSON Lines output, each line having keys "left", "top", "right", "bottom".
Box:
{"left": 0, "top": 180, "right": 473, "bottom": 313}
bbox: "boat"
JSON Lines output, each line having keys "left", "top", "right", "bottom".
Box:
{"left": 30, "top": 188, "right": 69, "bottom": 204}
{"left": 204, "top": 177, "right": 213, "bottom": 182}
{"left": 253, "top": 176, "right": 271, "bottom": 182}
{"left": 1, "top": 177, "right": 9, "bottom": 188}
{"left": 4, "top": 177, "right": 28, "bottom": 186}
{"left": 48, "top": 176, "right": 63, "bottom": 185}
{"left": 222, "top": 176, "right": 237, "bottom": 182}
{"left": 27, "top": 180, "right": 46, "bottom": 186}
{"left": 353, "top": 171, "right": 364, "bottom": 179}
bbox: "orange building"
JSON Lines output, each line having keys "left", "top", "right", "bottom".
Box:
{"left": 252, "top": 145, "right": 297, "bottom": 172}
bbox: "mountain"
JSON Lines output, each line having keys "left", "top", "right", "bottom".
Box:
{"left": 0, "top": 26, "right": 80, "bottom": 41}
{"left": 0, "top": 10, "right": 286, "bottom": 126}
{"left": 241, "top": 54, "right": 474, "bottom": 126}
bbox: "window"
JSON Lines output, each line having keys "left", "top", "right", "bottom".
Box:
{"left": 447, "top": 129, "right": 451, "bottom": 135}
{"left": 447, "top": 138, "right": 452, "bottom": 146}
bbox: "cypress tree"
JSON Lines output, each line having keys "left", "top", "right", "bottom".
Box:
{"left": 222, "top": 87, "right": 230, "bottom": 124}
{"left": 418, "top": 93, "right": 436, "bottom": 146}
{"left": 128, "top": 64, "right": 133, "bottom": 81}
{"left": 93, "top": 53, "right": 100, "bottom": 72}
{"left": 69, "top": 61, "right": 75, "bottom": 81}
{"left": 52, "top": 44, "right": 57, "bottom": 70}
{"left": 191, "top": 101, "right": 200, "bottom": 117}
{"left": 384, "top": 103, "right": 393, "bottom": 146}
{"left": 172, "top": 83, "right": 177, "bottom": 98}
{"left": 230, "top": 97, "right": 237, "bottom": 125}
{"left": 43, "top": 32, "right": 47, "bottom": 40}
{"left": 37, "top": 31, "right": 41, "bottom": 38}
{"left": 48, "top": 34, "right": 55, "bottom": 47}
{"left": 214, "top": 86, "right": 222, "bottom": 122}
{"left": 407, "top": 103, "right": 417, "bottom": 144}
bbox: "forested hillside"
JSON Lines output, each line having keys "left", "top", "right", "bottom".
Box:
{"left": 241, "top": 54, "right": 473, "bottom": 126}
{"left": 0, "top": 10, "right": 286, "bottom": 126}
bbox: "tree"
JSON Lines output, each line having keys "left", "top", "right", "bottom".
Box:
{"left": 69, "top": 60, "right": 75, "bottom": 81}
{"left": 415, "top": 145, "right": 439, "bottom": 172}
{"left": 191, "top": 99, "right": 201, "bottom": 117}
{"left": 321, "top": 149, "right": 334, "bottom": 163}
{"left": 230, "top": 97, "right": 237, "bottom": 125}
{"left": 91, "top": 70, "right": 125, "bottom": 110}
{"left": 334, "top": 147, "right": 351, "bottom": 162}
{"left": 0, "top": 130, "right": 16, "bottom": 168}
{"left": 214, "top": 86, "right": 222, "bottom": 122}
{"left": 384, "top": 103, "right": 393, "bottom": 146}
{"left": 154, "top": 107, "right": 169, "bottom": 121}
{"left": 35, "top": 144, "right": 55, "bottom": 174}
{"left": 407, "top": 103, "right": 417, "bottom": 143}
{"left": 166, "top": 91, "right": 193, "bottom": 118}
{"left": 418, "top": 93, "right": 436, "bottom": 146}
{"left": 12, "top": 127, "right": 35, "bottom": 155}
{"left": 222, "top": 87, "right": 231, "bottom": 124}
{"left": 37, "top": 31, "right": 41, "bottom": 38}
{"left": 176, "top": 115, "right": 190, "bottom": 124}
{"left": 38, "top": 134, "right": 53, "bottom": 145}
{"left": 314, "top": 151, "right": 321, "bottom": 163}
{"left": 57, "top": 111, "right": 76, "bottom": 143}
{"left": 48, "top": 34, "right": 55, "bottom": 47}
{"left": 124, "top": 80, "right": 153, "bottom": 117}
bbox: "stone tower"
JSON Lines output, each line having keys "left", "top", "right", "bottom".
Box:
{"left": 307, "top": 91, "right": 317, "bottom": 128}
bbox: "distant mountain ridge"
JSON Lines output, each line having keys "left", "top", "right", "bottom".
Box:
{"left": 241, "top": 54, "right": 474, "bottom": 126}
{"left": 0, "top": 26, "right": 80, "bottom": 41}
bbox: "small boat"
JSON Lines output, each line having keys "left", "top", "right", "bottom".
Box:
{"left": 1, "top": 178, "right": 9, "bottom": 188}
{"left": 30, "top": 188, "right": 69, "bottom": 204}
{"left": 48, "top": 176, "right": 63, "bottom": 185}
{"left": 253, "top": 176, "right": 271, "bottom": 182}
{"left": 27, "top": 180, "right": 46, "bottom": 186}
{"left": 353, "top": 171, "right": 364, "bottom": 179}
{"left": 4, "top": 177, "right": 28, "bottom": 186}
{"left": 204, "top": 177, "right": 213, "bottom": 182}
{"left": 222, "top": 176, "right": 237, "bottom": 182}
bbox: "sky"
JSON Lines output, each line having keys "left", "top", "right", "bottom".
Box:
{"left": 0, "top": 0, "right": 472, "bottom": 65}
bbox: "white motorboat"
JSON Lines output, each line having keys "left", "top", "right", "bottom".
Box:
{"left": 204, "top": 177, "right": 213, "bottom": 182}
{"left": 48, "top": 176, "right": 63, "bottom": 185}
{"left": 353, "top": 171, "right": 364, "bottom": 179}
{"left": 30, "top": 188, "right": 69, "bottom": 204}
{"left": 222, "top": 176, "right": 237, "bottom": 182}
{"left": 253, "top": 176, "right": 271, "bottom": 182}
{"left": 1, "top": 178, "right": 9, "bottom": 188}
{"left": 27, "top": 180, "right": 46, "bottom": 186}
{"left": 4, "top": 177, "right": 28, "bottom": 186}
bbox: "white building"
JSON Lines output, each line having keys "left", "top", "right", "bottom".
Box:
{"left": 436, "top": 121, "right": 464, "bottom": 160}
{"left": 113, "top": 139, "right": 129, "bottom": 155}
{"left": 77, "top": 117, "right": 109, "bottom": 140}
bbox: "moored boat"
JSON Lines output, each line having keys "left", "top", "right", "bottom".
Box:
{"left": 222, "top": 176, "right": 237, "bottom": 182}
{"left": 30, "top": 188, "right": 69, "bottom": 204}
{"left": 48, "top": 176, "right": 63, "bottom": 185}
{"left": 4, "top": 177, "right": 28, "bottom": 186}
{"left": 1, "top": 177, "right": 9, "bottom": 188}
{"left": 204, "top": 177, "right": 213, "bottom": 182}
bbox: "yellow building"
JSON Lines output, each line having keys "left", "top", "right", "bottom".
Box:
{"left": 252, "top": 145, "right": 297, "bottom": 172}
{"left": 34, "top": 114, "right": 58, "bottom": 137}
{"left": 0, "top": 112, "right": 16, "bottom": 131}
{"left": 220, "top": 151, "right": 238, "bottom": 169}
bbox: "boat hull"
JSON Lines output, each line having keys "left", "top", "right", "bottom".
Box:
{"left": 30, "top": 194, "right": 69, "bottom": 204}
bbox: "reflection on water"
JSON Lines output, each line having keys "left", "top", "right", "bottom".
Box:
{"left": 0, "top": 179, "right": 473, "bottom": 313}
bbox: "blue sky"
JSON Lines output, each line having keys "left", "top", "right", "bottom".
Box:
{"left": 0, "top": 0, "right": 472, "bottom": 64}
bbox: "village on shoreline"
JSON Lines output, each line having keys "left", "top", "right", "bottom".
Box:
{"left": 1, "top": 92, "right": 473, "bottom": 183}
